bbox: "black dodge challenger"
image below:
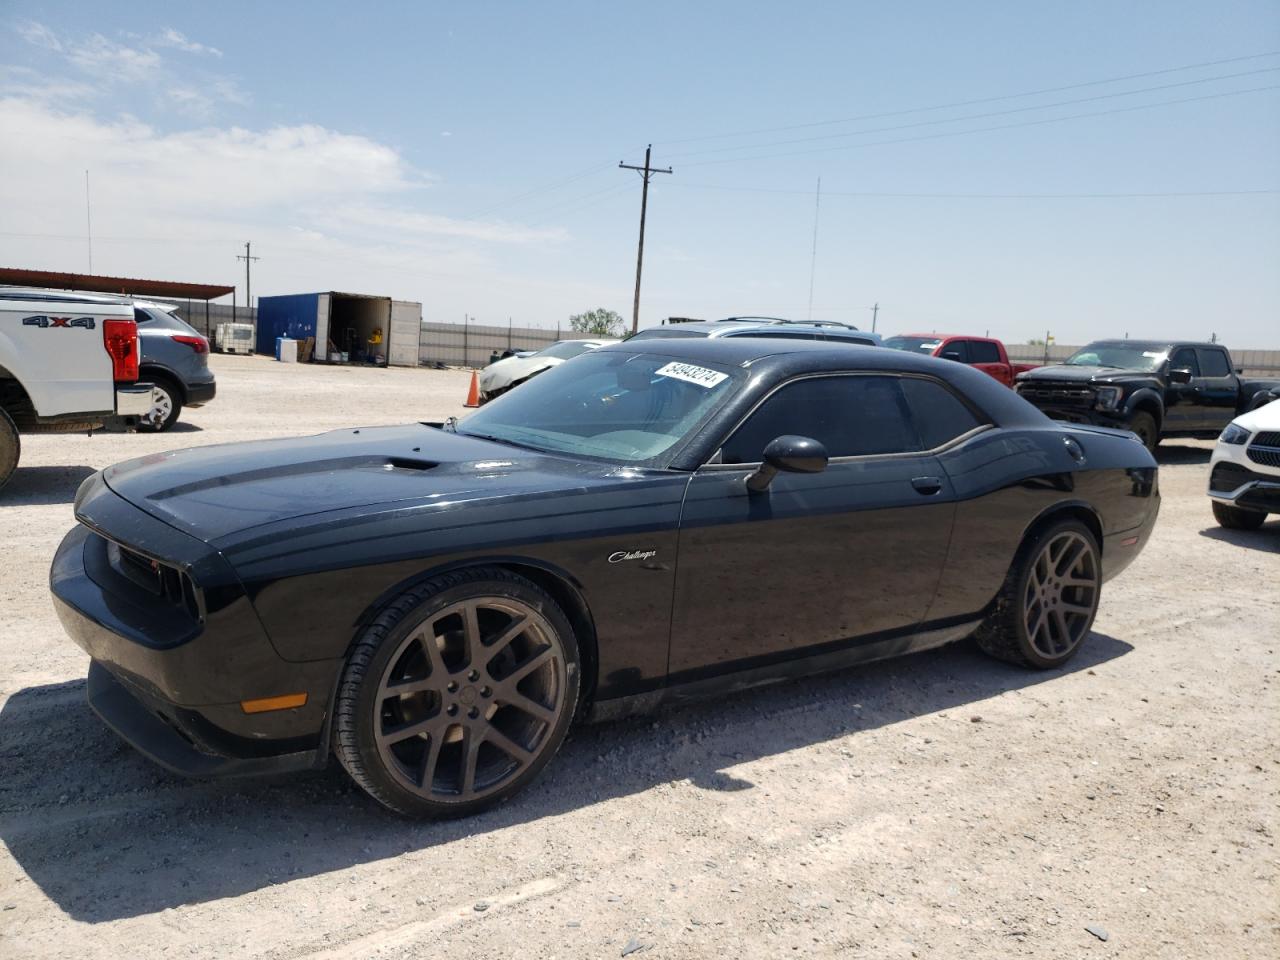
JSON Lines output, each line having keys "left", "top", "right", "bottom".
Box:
{"left": 51, "top": 339, "right": 1159, "bottom": 817}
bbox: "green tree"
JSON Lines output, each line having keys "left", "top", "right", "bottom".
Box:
{"left": 568, "top": 308, "right": 624, "bottom": 338}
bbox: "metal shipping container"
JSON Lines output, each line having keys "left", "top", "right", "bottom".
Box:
{"left": 255, "top": 292, "right": 422, "bottom": 367}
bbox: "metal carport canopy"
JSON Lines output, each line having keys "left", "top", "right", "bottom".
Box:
{"left": 0, "top": 267, "right": 234, "bottom": 301}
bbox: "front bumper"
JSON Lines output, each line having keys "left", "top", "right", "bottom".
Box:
{"left": 185, "top": 378, "right": 217, "bottom": 407}
{"left": 49, "top": 477, "right": 340, "bottom": 778}
{"left": 115, "top": 383, "right": 154, "bottom": 417}
{"left": 1209, "top": 459, "right": 1280, "bottom": 514}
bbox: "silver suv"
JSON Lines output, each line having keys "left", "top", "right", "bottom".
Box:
{"left": 629, "top": 318, "right": 881, "bottom": 346}
{"left": 132, "top": 301, "right": 217, "bottom": 431}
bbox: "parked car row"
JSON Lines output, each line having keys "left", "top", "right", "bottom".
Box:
{"left": 1, "top": 287, "right": 220, "bottom": 494}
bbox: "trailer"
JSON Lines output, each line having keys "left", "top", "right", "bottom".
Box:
{"left": 254, "top": 292, "right": 422, "bottom": 367}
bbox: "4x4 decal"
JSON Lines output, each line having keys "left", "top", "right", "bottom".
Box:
{"left": 22, "top": 315, "right": 96, "bottom": 330}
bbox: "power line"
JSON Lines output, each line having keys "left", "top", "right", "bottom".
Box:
{"left": 619, "top": 145, "right": 672, "bottom": 334}
{"left": 662, "top": 185, "right": 1280, "bottom": 199}
{"left": 666, "top": 67, "right": 1280, "bottom": 161}
{"left": 678, "top": 84, "right": 1280, "bottom": 168}
{"left": 656, "top": 50, "right": 1280, "bottom": 146}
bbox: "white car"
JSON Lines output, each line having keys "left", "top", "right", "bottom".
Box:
{"left": 478, "top": 338, "right": 616, "bottom": 402}
{"left": 1207, "top": 400, "right": 1280, "bottom": 530}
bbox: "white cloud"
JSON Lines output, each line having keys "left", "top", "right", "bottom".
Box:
{"left": 152, "top": 28, "right": 222, "bottom": 58}
{"left": 331, "top": 204, "right": 566, "bottom": 245}
{"left": 13, "top": 21, "right": 240, "bottom": 112}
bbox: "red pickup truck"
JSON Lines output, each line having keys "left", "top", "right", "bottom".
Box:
{"left": 882, "top": 334, "right": 1038, "bottom": 387}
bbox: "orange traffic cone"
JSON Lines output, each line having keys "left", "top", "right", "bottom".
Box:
{"left": 464, "top": 370, "right": 481, "bottom": 408}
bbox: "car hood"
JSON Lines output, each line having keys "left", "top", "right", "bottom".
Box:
{"left": 479, "top": 355, "right": 558, "bottom": 391}
{"left": 1018, "top": 364, "right": 1151, "bottom": 384}
{"left": 1232, "top": 398, "right": 1280, "bottom": 433}
{"left": 101, "top": 424, "right": 631, "bottom": 543}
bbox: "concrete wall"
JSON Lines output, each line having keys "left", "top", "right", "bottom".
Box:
{"left": 1005, "top": 343, "right": 1280, "bottom": 374}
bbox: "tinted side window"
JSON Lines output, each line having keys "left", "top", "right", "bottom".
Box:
{"left": 728, "top": 330, "right": 820, "bottom": 340}
{"left": 134, "top": 308, "right": 153, "bottom": 324}
{"left": 899, "top": 378, "right": 985, "bottom": 449}
{"left": 1196, "top": 348, "right": 1231, "bottom": 377}
{"left": 938, "top": 340, "right": 970, "bottom": 363}
{"left": 1169, "top": 347, "right": 1200, "bottom": 376}
{"left": 967, "top": 340, "right": 1001, "bottom": 364}
{"left": 825, "top": 332, "right": 877, "bottom": 346}
{"left": 720, "top": 376, "right": 921, "bottom": 463}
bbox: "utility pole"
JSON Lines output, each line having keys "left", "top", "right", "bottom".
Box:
{"left": 870, "top": 302, "right": 879, "bottom": 332}
{"left": 237, "top": 242, "right": 260, "bottom": 316}
{"left": 85, "top": 170, "right": 94, "bottom": 274}
{"left": 619, "top": 145, "right": 672, "bottom": 334}
{"left": 807, "top": 177, "right": 821, "bottom": 321}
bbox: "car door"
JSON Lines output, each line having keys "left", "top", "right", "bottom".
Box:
{"left": 1164, "top": 346, "right": 1208, "bottom": 431}
{"left": 964, "top": 339, "right": 1010, "bottom": 385}
{"left": 668, "top": 373, "right": 959, "bottom": 680}
{"left": 1194, "top": 347, "right": 1239, "bottom": 431}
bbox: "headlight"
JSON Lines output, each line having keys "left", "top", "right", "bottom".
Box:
{"left": 1094, "top": 386, "right": 1122, "bottom": 410}
{"left": 1219, "top": 422, "right": 1251, "bottom": 445}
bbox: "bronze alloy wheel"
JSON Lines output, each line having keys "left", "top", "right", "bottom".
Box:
{"left": 974, "top": 518, "right": 1102, "bottom": 669}
{"left": 1021, "top": 529, "right": 1099, "bottom": 660}
{"left": 372, "top": 596, "right": 568, "bottom": 803}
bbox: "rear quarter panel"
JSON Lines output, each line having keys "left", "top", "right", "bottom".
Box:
{"left": 926, "top": 426, "right": 1158, "bottom": 622}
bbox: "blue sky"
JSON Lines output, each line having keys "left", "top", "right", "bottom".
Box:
{"left": 1, "top": 1, "right": 1277, "bottom": 344}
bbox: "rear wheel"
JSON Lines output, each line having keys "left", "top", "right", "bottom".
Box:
{"left": 334, "top": 568, "right": 580, "bottom": 818}
{"left": 1212, "top": 500, "right": 1266, "bottom": 530}
{"left": 974, "top": 519, "right": 1101, "bottom": 669}
{"left": 1128, "top": 411, "right": 1159, "bottom": 453}
{"left": 0, "top": 408, "right": 19, "bottom": 493}
{"left": 138, "top": 375, "right": 182, "bottom": 432}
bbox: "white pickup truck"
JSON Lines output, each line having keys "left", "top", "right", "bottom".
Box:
{"left": 1, "top": 287, "right": 153, "bottom": 492}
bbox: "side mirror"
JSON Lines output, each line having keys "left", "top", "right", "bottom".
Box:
{"left": 940, "top": 350, "right": 964, "bottom": 361}
{"left": 1169, "top": 368, "right": 1193, "bottom": 384}
{"left": 745, "top": 435, "right": 829, "bottom": 493}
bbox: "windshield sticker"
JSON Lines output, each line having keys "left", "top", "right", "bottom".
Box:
{"left": 655, "top": 361, "right": 728, "bottom": 389}
{"left": 1142, "top": 352, "right": 1165, "bottom": 359}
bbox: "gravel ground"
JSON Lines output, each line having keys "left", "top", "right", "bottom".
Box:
{"left": 0, "top": 354, "right": 1276, "bottom": 959}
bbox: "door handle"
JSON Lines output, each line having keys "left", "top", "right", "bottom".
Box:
{"left": 911, "top": 476, "right": 943, "bottom": 496}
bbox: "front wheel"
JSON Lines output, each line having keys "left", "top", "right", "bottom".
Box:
{"left": 0, "top": 407, "right": 19, "bottom": 493}
{"left": 1212, "top": 500, "right": 1266, "bottom": 530}
{"left": 333, "top": 568, "right": 580, "bottom": 818}
{"left": 974, "top": 519, "right": 1102, "bottom": 669}
{"left": 1127, "top": 411, "right": 1159, "bottom": 453}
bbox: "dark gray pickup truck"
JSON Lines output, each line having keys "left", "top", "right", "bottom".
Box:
{"left": 1015, "top": 340, "right": 1279, "bottom": 451}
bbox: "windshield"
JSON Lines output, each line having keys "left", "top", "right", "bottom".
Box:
{"left": 457, "top": 351, "right": 743, "bottom": 464}
{"left": 883, "top": 336, "right": 942, "bottom": 354}
{"left": 536, "top": 340, "right": 598, "bottom": 360}
{"left": 1064, "top": 343, "right": 1169, "bottom": 371}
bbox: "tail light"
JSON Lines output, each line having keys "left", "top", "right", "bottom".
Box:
{"left": 172, "top": 335, "right": 209, "bottom": 354}
{"left": 102, "top": 319, "right": 139, "bottom": 382}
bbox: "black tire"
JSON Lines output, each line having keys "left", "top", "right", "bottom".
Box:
{"left": 974, "top": 518, "right": 1102, "bottom": 669}
{"left": 0, "top": 407, "right": 19, "bottom": 494}
{"left": 1212, "top": 500, "right": 1266, "bottom": 530}
{"left": 137, "top": 374, "right": 183, "bottom": 432}
{"left": 1128, "top": 411, "right": 1159, "bottom": 453}
{"left": 333, "top": 567, "right": 580, "bottom": 818}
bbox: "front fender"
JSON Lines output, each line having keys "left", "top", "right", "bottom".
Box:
{"left": 1121, "top": 386, "right": 1164, "bottom": 422}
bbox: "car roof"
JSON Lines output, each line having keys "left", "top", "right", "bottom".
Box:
{"left": 640, "top": 321, "right": 879, "bottom": 340}
{"left": 893, "top": 333, "right": 983, "bottom": 340}
{"left": 596, "top": 334, "right": 1047, "bottom": 427}
{"left": 1084, "top": 339, "right": 1222, "bottom": 350}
